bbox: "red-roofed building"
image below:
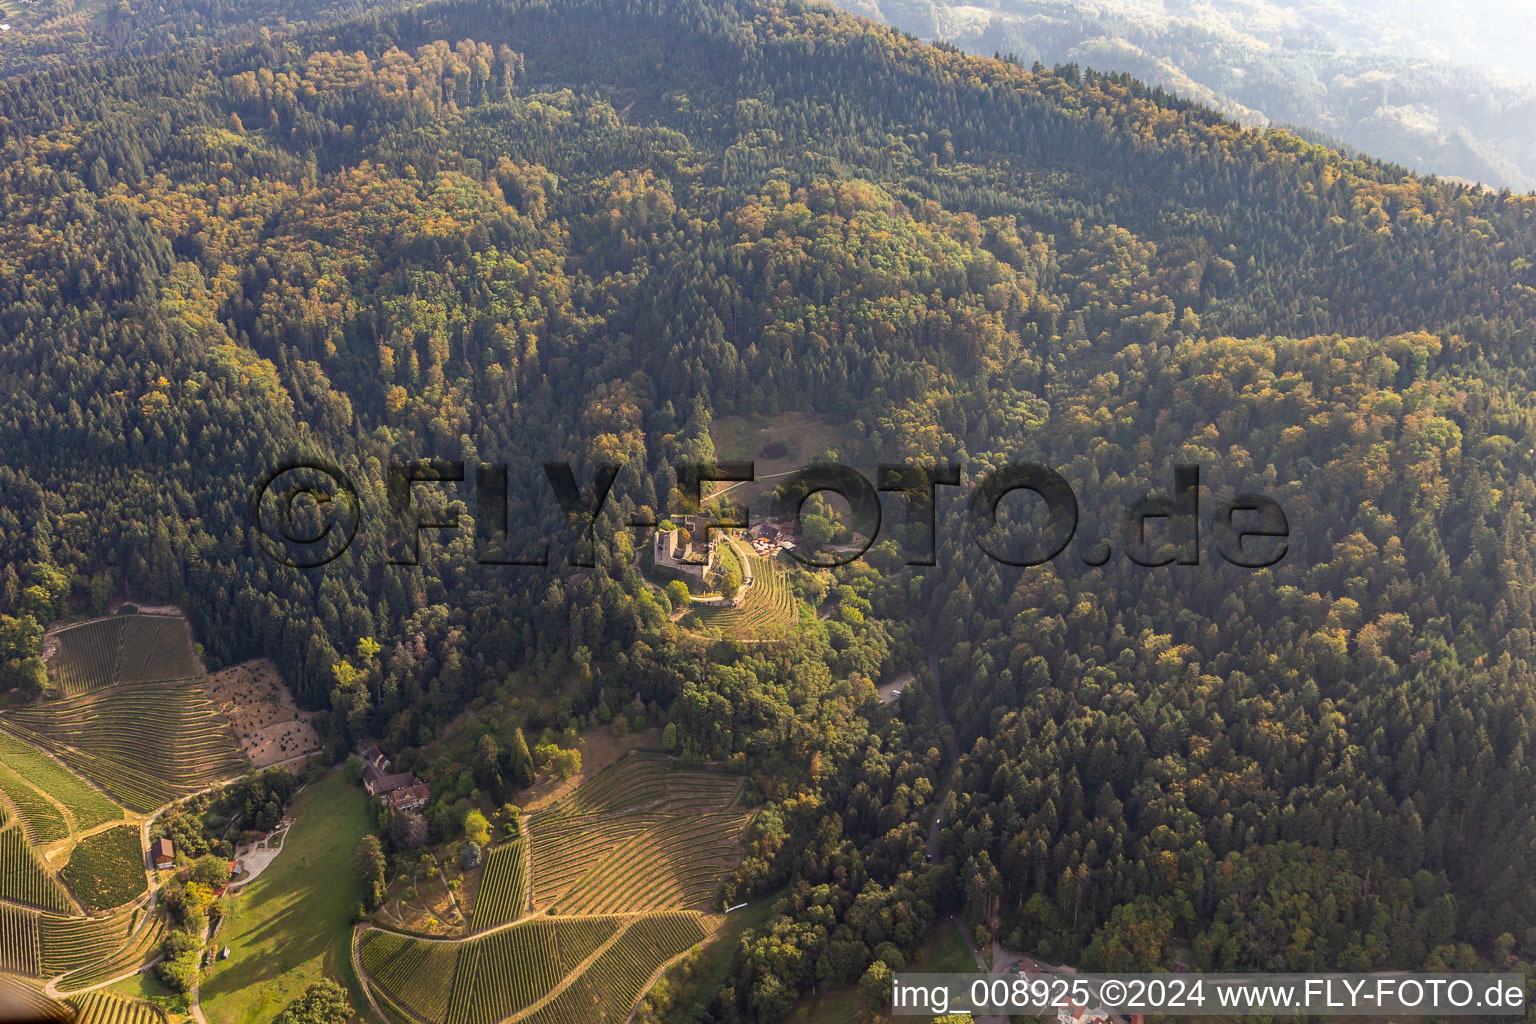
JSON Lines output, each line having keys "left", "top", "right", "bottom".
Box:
{"left": 385, "top": 782, "right": 431, "bottom": 812}
{"left": 150, "top": 838, "right": 174, "bottom": 870}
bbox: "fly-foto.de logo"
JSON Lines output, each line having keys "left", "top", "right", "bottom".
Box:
{"left": 251, "top": 459, "right": 1289, "bottom": 571}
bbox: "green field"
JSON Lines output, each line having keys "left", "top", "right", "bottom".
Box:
{"left": 909, "top": 918, "right": 981, "bottom": 974}
{"left": 468, "top": 840, "right": 528, "bottom": 932}
{"left": 685, "top": 553, "right": 799, "bottom": 640}
{"left": 59, "top": 826, "right": 147, "bottom": 912}
{"left": 106, "top": 967, "right": 192, "bottom": 1021}
{"left": 784, "top": 985, "right": 859, "bottom": 1024}
{"left": 199, "top": 771, "right": 374, "bottom": 1024}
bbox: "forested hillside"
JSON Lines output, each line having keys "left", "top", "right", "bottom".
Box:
{"left": 2, "top": 0, "right": 1536, "bottom": 1018}
{"left": 832, "top": 0, "right": 1536, "bottom": 191}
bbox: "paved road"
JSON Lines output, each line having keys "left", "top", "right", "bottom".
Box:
{"left": 943, "top": 916, "right": 1011, "bottom": 1024}
{"left": 226, "top": 819, "right": 292, "bottom": 891}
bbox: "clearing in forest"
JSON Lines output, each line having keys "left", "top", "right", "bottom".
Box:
{"left": 205, "top": 659, "right": 322, "bottom": 768}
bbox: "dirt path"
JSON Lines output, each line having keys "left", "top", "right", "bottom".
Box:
{"left": 432, "top": 862, "right": 466, "bottom": 927}
{"left": 501, "top": 916, "right": 647, "bottom": 1023}
{"left": 189, "top": 917, "right": 211, "bottom": 1024}
{"left": 707, "top": 469, "right": 802, "bottom": 503}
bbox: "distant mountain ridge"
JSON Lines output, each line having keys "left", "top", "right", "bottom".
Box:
{"left": 829, "top": 0, "right": 1536, "bottom": 190}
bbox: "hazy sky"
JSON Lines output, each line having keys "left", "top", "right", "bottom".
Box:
{"left": 1165, "top": 0, "right": 1536, "bottom": 78}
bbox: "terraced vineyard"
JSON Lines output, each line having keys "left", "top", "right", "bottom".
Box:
{"left": 4, "top": 679, "right": 249, "bottom": 812}
{"left": 551, "top": 811, "right": 752, "bottom": 915}
{"left": 519, "top": 913, "right": 707, "bottom": 1024}
{"left": 0, "top": 729, "right": 124, "bottom": 837}
{"left": 687, "top": 553, "right": 798, "bottom": 639}
{"left": 68, "top": 990, "right": 163, "bottom": 1024}
{"left": 527, "top": 754, "right": 746, "bottom": 912}
{"left": 0, "top": 613, "right": 220, "bottom": 998}
{"left": 469, "top": 841, "right": 529, "bottom": 932}
{"left": 45, "top": 618, "right": 127, "bottom": 697}
{"left": 525, "top": 816, "right": 662, "bottom": 904}
{"left": 0, "top": 901, "right": 151, "bottom": 991}
{"left": 55, "top": 912, "right": 164, "bottom": 993}
{"left": 362, "top": 915, "right": 625, "bottom": 1024}
{"left": 0, "top": 825, "right": 75, "bottom": 913}
{"left": 115, "top": 615, "right": 202, "bottom": 684}
{"left": 39, "top": 906, "right": 139, "bottom": 976}
{"left": 45, "top": 615, "right": 202, "bottom": 698}
{"left": 358, "top": 929, "right": 463, "bottom": 1024}
{"left": 537, "top": 754, "right": 742, "bottom": 821}
{"left": 361, "top": 755, "right": 746, "bottom": 1024}
{"left": 0, "top": 901, "right": 40, "bottom": 975}
{"left": 0, "top": 758, "right": 69, "bottom": 844}
{"left": 457, "top": 915, "right": 624, "bottom": 1024}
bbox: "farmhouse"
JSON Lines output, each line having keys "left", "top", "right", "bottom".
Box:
{"left": 653, "top": 514, "right": 718, "bottom": 579}
{"left": 362, "top": 764, "right": 419, "bottom": 797}
{"left": 747, "top": 519, "right": 800, "bottom": 555}
{"left": 385, "top": 782, "right": 431, "bottom": 812}
{"left": 361, "top": 758, "right": 432, "bottom": 809}
{"left": 150, "top": 838, "right": 174, "bottom": 869}
{"left": 357, "top": 741, "right": 389, "bottom": 770}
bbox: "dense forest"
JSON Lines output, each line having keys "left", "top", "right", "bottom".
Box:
{"left": 3, "top": 0, "right": 1536, "bottom": 1018}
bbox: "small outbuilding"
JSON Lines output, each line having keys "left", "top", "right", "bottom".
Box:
{"left": 150, "top": 838, "right": 174, "bottom": 870}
